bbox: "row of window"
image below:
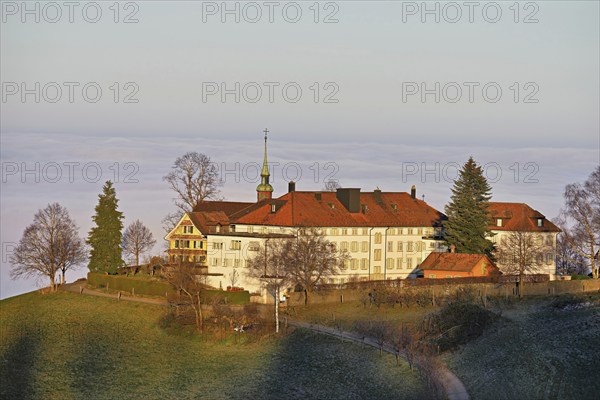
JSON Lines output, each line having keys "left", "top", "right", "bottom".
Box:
{"left": 495, "top": 218, "right": 545, "bottom": 228}
{"left": 491, "top": 233, "right": 554, "bottom": 246}
{"left": 211, "top": 258, "right": 247, "bottom": 268}
{"left": 181, "top": 226, "right": 195, "bottom": 234}
{"left": 338, "top": 240, "right": 433, "bottom": 253}
{"left": 498, "top": 252, "right": 555, "bottom": 265}
{"left": 330, "top": 228, "right": 436, "bottom": 237}
{"left": 342, "top": 257, "right": 421, "bottom": 270}
{"left": 211, "top": 241, "right": 261, "bottom": 251}
{"left": 173, "top": 240, "right": 204, "bottom": 249}
{"left": 170, "top": 255, "right": 204, "bottom": 262}
{"left": 326, "top": 274, "right": 413, "bottom": 285}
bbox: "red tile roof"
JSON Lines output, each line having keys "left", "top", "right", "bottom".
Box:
{"left": 187, "top": 211, "right": 230, "bottom": 234}
{"left": 231, "top": 191, "right": 445, "bottom": 227}
{"left": 420, "top": 252, "right": 498, "bottom": 273}
{"left": 487, "top": 202, "right": 560, "bottom": 232}
{"left": 193, "top": 201, "right": 254, "bottom": 216}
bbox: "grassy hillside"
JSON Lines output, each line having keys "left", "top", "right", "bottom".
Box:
{"left": 0, "top": 291, "right": 429, "bottom": 399}
{"left": 443, "top": 295, "right": 600, "bottom": 400}
{"left": 291, "top": 294, "right": 600, "bottom": 400}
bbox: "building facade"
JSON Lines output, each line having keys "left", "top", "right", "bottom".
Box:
{"left": 201, "top": 186, "right": 447, "bottom": 292}
{"left": 488, "top": 202, "right": 560, "bottom": 278}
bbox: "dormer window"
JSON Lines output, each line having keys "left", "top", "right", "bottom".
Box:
{"left": 537, "top": 218, "right": 544, "bottom": 227}
{"left": 215, "top": 225, "right": 221, "bottom": 233}
{"left": 391, "top": 203, "right": 398, "bottom": 211}
{"left": 496, "top": 218, "right": 503, "bottom": 227}
{"left": 361, "top": 204, "right": 368, "bottom": 213}
{"left": 271, "top": 204, "right": 277, "bottom": 213}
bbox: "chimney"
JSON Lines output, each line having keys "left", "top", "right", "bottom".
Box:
{"left": 336, "top": 188, "right": 360, "bottom": 213}
{"left": 449, "top": 244, "right": 456, "bottom": 253}
{"left": 374, "top": 187, "right": 382, "bottom": 204}
{"left": 288, "top": 181, "right": 296, "bottom": 193}
{"left": 411, "top": 185, "right": 416, "bottom": 200}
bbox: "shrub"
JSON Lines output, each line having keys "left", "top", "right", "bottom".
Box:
{"left": 446, "top": 286, "right": 478, "bottom": 305}
{"left": 420, "top": 302, "right": 499, "bottom": 352}
{"left": 571, "top": 274, "right": 591, "bottom": 280}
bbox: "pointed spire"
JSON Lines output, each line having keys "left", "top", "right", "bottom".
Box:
{"left": 261, "top": 128, "right": 270, "bottom": 178}
{"left": 256, "top": 128, "right": 274, "bottom": 201}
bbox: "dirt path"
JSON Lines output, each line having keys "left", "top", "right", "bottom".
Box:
{"left": 287, "top": 319, "right": 470, "bottom": 400}
{"left": 61, "top": 282, "right": 168, "bottom": 306}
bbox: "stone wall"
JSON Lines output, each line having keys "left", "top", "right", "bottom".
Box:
{"left": 286, "top": 279, "right": 600, "bottom": 305}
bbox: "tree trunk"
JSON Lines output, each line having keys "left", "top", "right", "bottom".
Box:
{"left": 274, "top": 288, "right": 280, "bottom": 333}
{"left": 304, "top": 288, "right": 310, "bottom": 305}
{"left": 519, "top": 271, "right": 525, "bottom": 299}
{"left": 135, "top": 253, "right": 140, "bottom": 272}
{"left": 197, "top": 293, "right": 204, "bottom": 333}
{"left": 49, "top": 274, "right": 56, "bottom": 291}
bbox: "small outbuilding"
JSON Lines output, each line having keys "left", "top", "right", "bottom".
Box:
{"left": 420, "top": 252, "right": 500, "bottom": 279}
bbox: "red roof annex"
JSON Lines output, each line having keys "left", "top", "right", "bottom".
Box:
{"left": 487, "top": 202, "right": 560, "bottom": 232}
{"left": 420, "top": 252, "right": 499, "bottom": 273}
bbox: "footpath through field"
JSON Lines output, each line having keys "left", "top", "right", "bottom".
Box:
{"left": 287, "top": 319, "right": 470, "bottom": 400}
{"left": 61, "top": 282, "right": 168, "bottom": 306}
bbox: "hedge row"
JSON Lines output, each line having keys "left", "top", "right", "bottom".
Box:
{"left": 203, "top": 290, "right": 250, "bottom": 305}
{"left": 87, "top": 273, "right": 250, "bottom": 304}
{"left": 88, "top": 272, "right": 175, "bottom": 296}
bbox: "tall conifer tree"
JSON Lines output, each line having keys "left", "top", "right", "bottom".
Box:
{"left": 87, "top": 181, "right": 124, "bottom": 274}
{"left": 444, "top": 157, "right": 495, "bottom": 258}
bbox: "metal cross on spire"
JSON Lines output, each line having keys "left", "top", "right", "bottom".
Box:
{"left": 263, "top": 128, "right": 269, "bottom": 141}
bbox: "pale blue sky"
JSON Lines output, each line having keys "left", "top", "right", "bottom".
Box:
{"left": 1, "top": 1, "right": 599, "bottom": 298}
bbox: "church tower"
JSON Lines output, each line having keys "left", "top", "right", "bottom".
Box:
{"left": 256, "top": 128, "right": 274, "bottom": 201}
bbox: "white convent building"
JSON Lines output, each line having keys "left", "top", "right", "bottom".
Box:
{"left": 165, "top": 133, "right": 559, "bottom": 294}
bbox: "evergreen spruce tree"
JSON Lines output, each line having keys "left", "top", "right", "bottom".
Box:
{"left": 443, "top": 157, "right": 495, "bottom": 258}
{"left": 87, "top": 181, "right": 124, "bottom": 274}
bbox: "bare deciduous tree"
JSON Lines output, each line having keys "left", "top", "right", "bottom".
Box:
{"left": 228, "top": 268, "right": 240, "bottom": 288}
{"left": 555, "top": 230, "right": 587, "bottom": 275}
{"left": 248, "top": 238, "right": 293, "bottom": 333}
{"left": 496, "top": 231, "right": 546, "bottom": 297}
{"left": 122, "top": 219, "right": 156, "bottom": 271}
{"left": 389, "top": 325, "right": 416, "bottom": 368}
{"left": 322, "top": 180, "right": 341, "bottom": 192}
{"left": 289, "top": 228, "right": 350, "bottom": 305}
{"left": 560, "top": 166, "right": 600, "bottom": 278}
{"left": 161, "top": 211, "right": 184, "bottom": 234}
{"left": 163, "top": 261, "right": 207, "bottom": 332}
{"left": 370, "top": 320, "right": 391, "bottom": 356}
{"left": 162, "top": 152, "right": 222, "bottom": 232}
{"left": 10, "top": 203, "right": 87, "bottom": 290}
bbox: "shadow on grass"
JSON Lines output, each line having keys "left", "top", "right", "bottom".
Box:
{"left": 0, "top": 327, "right": 41, "bottom": 399}
{"left": 67, "top": 323, "right": 131, "bottom": 399}
{"left": 240, "top": 328, "right": 431, "bottom": 400}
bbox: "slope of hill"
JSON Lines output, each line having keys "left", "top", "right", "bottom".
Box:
{"left": 443, "top": 296, "right": 600, "bottom": 400}
{"left": 0, "top": 291, "right": 429, "bottom": 399}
